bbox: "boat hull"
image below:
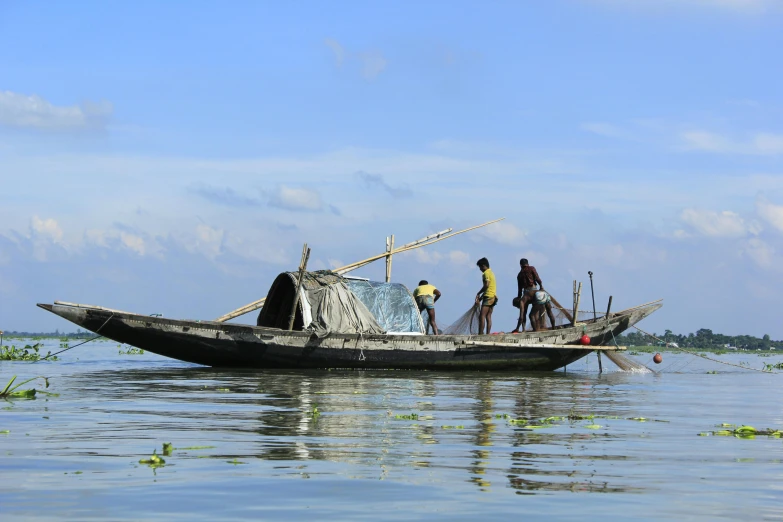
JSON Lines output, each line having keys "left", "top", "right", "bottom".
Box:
{"left": 37, "top": 302, "right": 660, "bottom": 371}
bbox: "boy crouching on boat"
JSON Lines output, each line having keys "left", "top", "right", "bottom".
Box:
{"left": 512, "top": 290, "right": 556, "bottom": 332}
{"left": 413, "top": 280, "right": 441, "bottom": 335}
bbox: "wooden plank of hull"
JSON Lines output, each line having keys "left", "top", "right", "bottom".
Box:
{"left": 37, "top": 302, "right": 661, "bottom": 371}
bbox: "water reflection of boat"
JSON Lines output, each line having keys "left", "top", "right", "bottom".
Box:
{"left": 38, "top": 269, "right": 660, "bottom": 370}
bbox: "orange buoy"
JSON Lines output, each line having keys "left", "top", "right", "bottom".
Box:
{"left": 653, "top": 353, "right": 663, "bottom": 364}
{"left": 580, "top": 334, "right": 591, "bottom": 345}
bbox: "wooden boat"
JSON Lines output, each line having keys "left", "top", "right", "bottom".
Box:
{"left": 36, "top": 221, "right": 661, "bottom": 371}
{"left": 37, "top": 297, "right": 660, "bottom": 371}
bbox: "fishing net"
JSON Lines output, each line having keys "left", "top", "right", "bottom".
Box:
{"left": 438, "top": 293, "right": 577, "bottom": 336}
{"left": 603, "top": 350, "right": 653, "bottom": 373}
{"left": 440, "top": 304, "right": 481, "bottom": 335}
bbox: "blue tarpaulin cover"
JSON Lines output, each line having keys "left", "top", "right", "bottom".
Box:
{"left": 345, "top": 279, "right": 425, "bottom": 334}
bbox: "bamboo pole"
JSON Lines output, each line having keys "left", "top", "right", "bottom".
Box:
{"left": 287, "top": 244, "right": 310, "bottom": 331}
{"left": 335, "top": 219, "right": 503, "bottom": 275}
{"left": 401, "top": 228, "right": 451, "bottom": 248}
{"left": 214, "top": 218, "right": 504, "bottom": 322}
{"left": 605, "top": 296, "right": 613, "bottom": 320}
{"left": 385, "top": 235, "right": 394, "bottom": 283}
{"left": 572, "top": 281, "right": 582, "bottom": 326}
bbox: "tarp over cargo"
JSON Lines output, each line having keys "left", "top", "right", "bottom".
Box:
{"left": 344, "top": 278, "right": 425, "bottom": 334}
{"left": 257, "top": 270, "right": 423, "bottom": 336}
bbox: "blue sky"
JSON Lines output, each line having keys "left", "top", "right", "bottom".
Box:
{"left": 1, "top": 0, "right": 782, "bottom": 338}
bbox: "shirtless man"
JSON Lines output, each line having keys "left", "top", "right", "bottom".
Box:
{"left": 512, "top": 258, "right": 545, "bottom": 333}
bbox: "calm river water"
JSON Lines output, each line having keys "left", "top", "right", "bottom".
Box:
{"left": 2, "top": 339, "right": 782, "bottom": 520}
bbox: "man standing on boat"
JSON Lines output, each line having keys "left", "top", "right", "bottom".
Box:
{"left": 413, "top": 280, "right": 441, "bottom": 335}
{"left": 475, "top": 257, "right": 497, "bottom": 335}
{"left": 512, "top": 258, "right": 544, "bottom": 333}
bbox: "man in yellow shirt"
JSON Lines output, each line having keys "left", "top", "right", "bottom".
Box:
{"left": 413, "top": 280, "right": 442, "bottom": 335}
{"left": 474, "top": 257, "right": 497, "bottom": 335}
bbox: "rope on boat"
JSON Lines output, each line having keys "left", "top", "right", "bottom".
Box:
{"left": 631, "top": 325, "right": 779, "bottom": 374}
{"left": 34, "top": 313, "right": 115, "bottom": 363}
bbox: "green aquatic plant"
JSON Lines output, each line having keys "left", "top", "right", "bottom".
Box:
{"left": 440, "top": 425, "right": 465, "bottom": 429}
{"left": 701, "top": 425, "right": 781, "bottom": 438}
{"left": 162, "top": 442, "right": 174, "bottom": 456}
{"left": 178, "top": 445, "right": 215, "bottom": 450}
{"left": 1, "top": 376, "right": 50, "bottom": 399}
{"left": 508, "top": 418, "right": 528, "bottom": 426}
{"left": 139, "top": 449, "right": 165, "bottom": 467}
{"left": 0, "top": 344, "right": 57, "bottom": 361}
{"left": 118, "top": 347, "right": 144, "bottom": 355}
{"left": 393, "top": 413, "right": 419, "bottom": 420}
{"left": 584, "top": 424, "right": 602, "bottom": 429}
{"left": 763, "top": 362, "right": 783, "bottom": 371}
{"left": 310, "top": 405, "right": 321, "bottom": 418}
{"left": 494, "top": 413, "right": 510, "bottom": 419}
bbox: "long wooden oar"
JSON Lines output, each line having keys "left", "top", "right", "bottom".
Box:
{"left": 214, "top": 218, "right": 504, "bottom": 322}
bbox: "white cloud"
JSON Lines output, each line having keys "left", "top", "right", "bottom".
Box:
{"left": 31, "top": 216, "right": 63, "bottom": 243}
{"left": 120, "top": 233, "right": 146, "bottom": 255}
{"left": 324, "top": 38, "right": 345, "bottom": 67}
{"left": 413, "top": 249, "right": 443, "bottom": 265}
{"left": 269, "top": 186, "right": 324, "bottom": 212}
{"left": 756, "top": 197, "right": 783, "bottom": 233}
{"left": 193, "top": 224, "right": 224, "bottom": 259}
{"left": 448, "top": 250, "right": 470, "bottom": 266}
{"left": 0, "top": 91, "right": 112, "bottom": 130}
{"left": 478, "top": 222, "right": 527, "bottom": 246}
{"left": 680, "top": 208, "right": 750, "bottom": 238}
{"left": 742, "top": 238, "right": 775, "bottom": 268}
{"left": 681, "top": 131, "right": 783, "bottom": 155}
{"left": 358, "top": 51, "right": 387, "bottom": 80}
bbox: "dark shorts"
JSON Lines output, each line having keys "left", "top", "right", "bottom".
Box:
{"left": 416, "top": 295, "right": 435, "bottom": 311}
{"left": 481, "top": 296, "right": 498, "bottom": 308}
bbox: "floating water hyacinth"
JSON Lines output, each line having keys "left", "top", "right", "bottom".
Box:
{"left": 701, "top": 425, "right": 781, "bottom": 438}
{"left": 139, "top": 449, "right": 165, "bottom": 466}
{"left": 0, "top": 344, "right": 57, "bottom": 362}
{"left": 118, "top": 347, "right": 144, "bottom": 355}
{"left": 1, "top": 376, "right": 51, "bottom": 399}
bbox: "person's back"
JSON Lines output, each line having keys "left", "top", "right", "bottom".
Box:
{"left": 517, "top": 260, "right": 542, "bottom": 295}
{"left": 413, "top": 283, "right": 437, "bottom": 298}
{"left": 413, "top": 280, "right": 441, "bottom": 335}
{"left": 513, "top": 258, "right": 544, "bottom": 333}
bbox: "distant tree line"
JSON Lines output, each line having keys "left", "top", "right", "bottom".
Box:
{"left": 2, "top": 329, "right": 94, "bottom": 339}
{"left": 617, "top": 329, "right": 779, "bottom": 350}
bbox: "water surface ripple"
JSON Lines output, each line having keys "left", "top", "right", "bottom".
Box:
{"left": 2, "top": 340, "right": 782, "bottom": 520}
